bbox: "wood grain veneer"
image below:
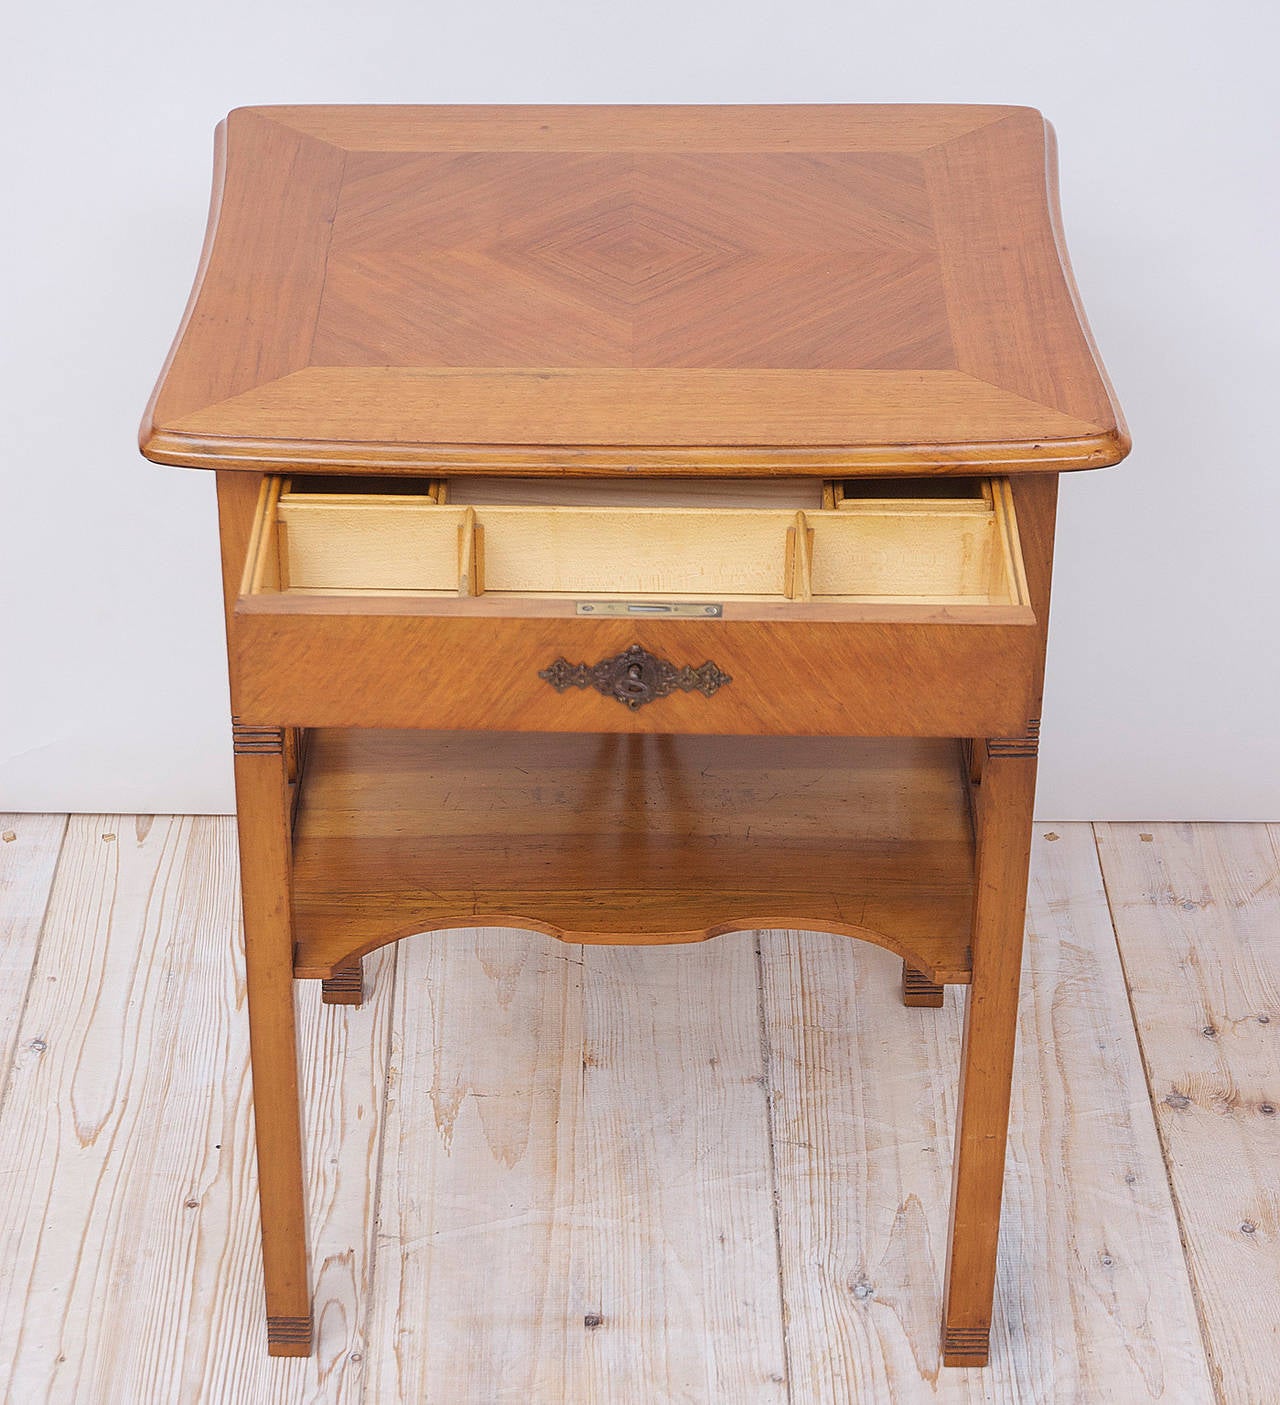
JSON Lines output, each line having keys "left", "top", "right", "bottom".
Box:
{"left": 140, "top": 105, "right": 1127, "bottom": 477}
{"left": 288, "top": 729, "right": 977, "bottom": 985}
{"left": 230, "top": 612, "right": 1039, "bottom": 737}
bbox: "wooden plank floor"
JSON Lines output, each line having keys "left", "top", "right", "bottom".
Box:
{"left": 0, "top": 816, "right": 1272, "bottom": 1403}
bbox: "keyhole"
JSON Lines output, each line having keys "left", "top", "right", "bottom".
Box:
{"left": 616, "top": 661, "right": 651, "bottom": 707}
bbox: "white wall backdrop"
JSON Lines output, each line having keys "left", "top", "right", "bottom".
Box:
{"left": 2, "top": 0, "right": 1277, "bottom": 819}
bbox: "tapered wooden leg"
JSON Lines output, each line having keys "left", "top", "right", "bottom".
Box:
{"left": 321, "top": 960, "right": 364, "bottom": 1006}
{"left": 942, "top": 741, "right": 1037, "bottom": 1367}
{"left": 233, "top": 721, "right": 313, "bottom": 1358}
{"left": 902, "top": 961, "right": 945, "bottom": 1007}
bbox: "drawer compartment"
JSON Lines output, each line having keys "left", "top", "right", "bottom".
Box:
{"left": 257, "top": 475, "right": 1030, "bottom": 612}
{"left": 234, "top": 472, "right": 1040, "bottom": 736}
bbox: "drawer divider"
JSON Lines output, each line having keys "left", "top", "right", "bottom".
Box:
{"left": 785, "top": 511, "right": 815, "bottom": 601}
{"left": 457, "top": 506, "right": 483, "bottom": 597}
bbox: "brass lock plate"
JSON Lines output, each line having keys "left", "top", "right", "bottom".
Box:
{"left": 575, "top": 601, "right": 723, "bottom": 618}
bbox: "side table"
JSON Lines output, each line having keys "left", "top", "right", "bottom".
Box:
{"left": 140, "top": 104, "right": 1127, "bottom": 1365}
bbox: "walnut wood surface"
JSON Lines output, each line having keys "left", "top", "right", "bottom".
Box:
{"left": 140, "top": 105, "right": 1127, "bottom": 477}
{"left": 942, "top": 746, "right": 1038, "bottom": 1366}
{"left": 288, "top": 729, "right": 976, "bottom": 984}
{"left": 232, "top": 611, "right": 1038, "bottom": 738}
{"left": 230, "top": 725, "right": 312, "bottom": 1356}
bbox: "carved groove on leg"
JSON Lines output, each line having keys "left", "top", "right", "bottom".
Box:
{"left": 266, "top": 1313, "right": 314, "bottom": 1356}
{"left": 902, "top": 960, "right": 945, "bottom": 1007}
{"left": 232, "top": 718, "right": 286, "bottom": 755}
{"left": 321, "top": 962, "right": 364, "bottom": 1006}
{"left": 986, "top": 718, "right": 1040, "bottom": 759}
{"left": 942, "top": 1324, "right": 990, "bottom": 1367}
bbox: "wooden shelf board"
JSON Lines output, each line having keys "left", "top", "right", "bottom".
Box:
{"left": 289, "top": 729, "right": 976, "bottom": 982}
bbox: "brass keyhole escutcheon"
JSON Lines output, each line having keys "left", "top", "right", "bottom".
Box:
{"left": 538, "top": 645, "right": 732, "bottom": 709}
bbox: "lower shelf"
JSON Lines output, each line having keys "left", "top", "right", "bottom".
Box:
{"left": 289, "top": 729, "right": 976, "bottom": 983}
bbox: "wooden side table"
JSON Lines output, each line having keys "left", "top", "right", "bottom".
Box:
{"left": 140, "top": 104, "right": 1127, "bottom": 1365}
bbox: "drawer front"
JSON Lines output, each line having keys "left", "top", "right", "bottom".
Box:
{"left": 231, "top": 610, "right": 1038, "bottom": 736}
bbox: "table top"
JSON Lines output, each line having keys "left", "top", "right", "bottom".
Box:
{"left": 140, "top": 105, "right": 1128, "bottom": 477}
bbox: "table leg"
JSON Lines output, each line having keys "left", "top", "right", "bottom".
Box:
{"left": 902, "top": 961, "right": 945, "bottom": 1007}
{"left": 321, "top": 960, "right": 365, "bottom": 1006}
{"left": 941, "top": 739, "right": 1036, "bottom": 1366}
{"left": 233, "top": 721, "right": 313, "bottom": 1357}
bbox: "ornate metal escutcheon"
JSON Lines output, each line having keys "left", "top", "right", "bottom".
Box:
{"left": 538, "top": 644, "right": 732, "bottom": 710}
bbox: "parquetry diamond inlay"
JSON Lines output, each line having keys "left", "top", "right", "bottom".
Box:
{"left": 312, "top": 152, "right": 955, "bottom": 370}
{"left": 518, "top": 205, "right": 750, "bottom": 302}
{"left": 142, "top": 106, "right": 1129, "bottom": 473}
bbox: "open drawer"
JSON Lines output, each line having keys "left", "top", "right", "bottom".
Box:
{"left": 233, "top": 473, "right": 1040, "bottom": 737}
{"left": 249, "top": 474, "right": 1032, "bottom": 618}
